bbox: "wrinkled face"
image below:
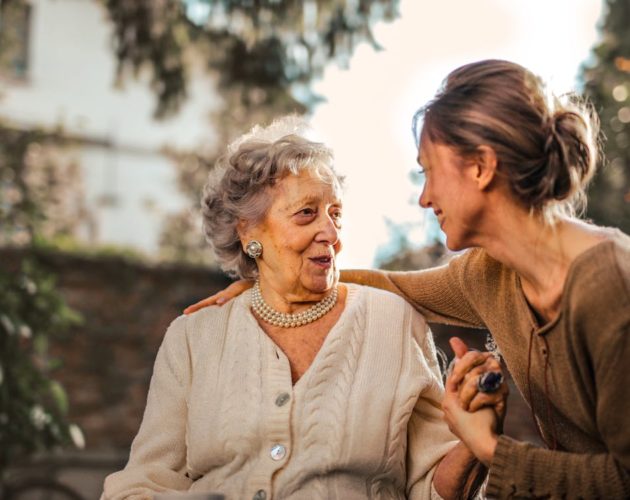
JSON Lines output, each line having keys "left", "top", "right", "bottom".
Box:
{"left": 245, "top": 167, "right": 343, "bottom": 300}
{"left": 418, "top": 135, "right": 483, "bottom": 251}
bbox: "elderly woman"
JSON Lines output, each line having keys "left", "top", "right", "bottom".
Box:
{"left": 102, "top": 118, "right": 493, "bottom": 499}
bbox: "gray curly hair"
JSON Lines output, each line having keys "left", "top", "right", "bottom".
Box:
{"left": 202, "top": 116, "right": 342, "bottom": 279}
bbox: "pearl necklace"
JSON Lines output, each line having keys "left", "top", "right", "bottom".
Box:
{"left": 251, "top": 280, "right": 338, "bottom": 328}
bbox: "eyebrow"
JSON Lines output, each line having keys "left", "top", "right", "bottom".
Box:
{"left": 287, "top": 195, "right": 342, "bottom": 211}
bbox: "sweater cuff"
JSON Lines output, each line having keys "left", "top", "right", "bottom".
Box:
{"left": 485, "top": 434, "right": 516, "bottom": 498}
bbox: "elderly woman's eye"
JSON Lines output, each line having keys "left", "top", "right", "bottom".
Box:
{"left": 297, "top": 208, "right": 316, "bottom": 216}
{"left": 331, "top": 210, "right": 343, "bottom": 221}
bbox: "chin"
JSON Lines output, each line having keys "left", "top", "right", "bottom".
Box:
{"left": 445, "top": 239, "right": 463, "bottom": 251}
{"left": 444, "top": 232, "right": 474, "bottom": 252}
{"left": 306, "top": 273, "right": 337, "bottom": 294}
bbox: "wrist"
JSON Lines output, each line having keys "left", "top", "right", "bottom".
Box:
{"left": 475, "top": 433, "right": 498, "bottom": 467}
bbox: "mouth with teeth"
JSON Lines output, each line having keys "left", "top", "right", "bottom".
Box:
{"left": 309, "top": 255, "right": 334, "bottom": 269}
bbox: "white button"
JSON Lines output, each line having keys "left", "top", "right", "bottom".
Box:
{"left": 270, "top": 444, "right": 286, "bottom": 461}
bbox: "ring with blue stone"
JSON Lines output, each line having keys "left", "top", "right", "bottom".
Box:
{"left": 477, "top": 371, "right": 504, "bottom": 393}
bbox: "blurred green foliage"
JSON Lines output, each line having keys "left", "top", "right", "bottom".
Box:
{"left": 0, "top": 258, "right": 83, "bottom": 476}
{"left": 582, "top": 0, "right": 630, "bottom": 233}
{"left": 105, "top": 0, "right": 400, "bottom": 117}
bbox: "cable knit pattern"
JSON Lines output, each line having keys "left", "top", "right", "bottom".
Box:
{"left": 102, "top": 284, "right": 457, "bottom": 499}
{"left": 281, "top": 297, "right": 367, "bottom": 498}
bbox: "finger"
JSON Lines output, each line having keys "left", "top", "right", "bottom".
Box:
{"left": 468, "top": 383, "right": 509, "bottom": 413}
{"left": 458, "top": 366, "right": 488, "bottom": 409}
{"left": 457, "top": 361, "right": 499, "bottom": 408}
{"left": 183, "top": 296, "right": 219, "bottom": 315}
{"left": 458, "top": 358, "right": 504, "bottom": 406}
{"left": 449, "top": 351, "right": 493, "bottom": 387}
{"left": 235, "top": 280, "right": 255, "bottom": 293}
{"left": 449, "top": 337, "right": 469, "bottom": 359}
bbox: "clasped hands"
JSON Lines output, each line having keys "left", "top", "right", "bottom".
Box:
{"left": 442, "top": 337, "right": 509, "bottom": 467}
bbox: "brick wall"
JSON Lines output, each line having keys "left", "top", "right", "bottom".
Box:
{"left": 1, "top": 248, "right": 232, "bottom": 453}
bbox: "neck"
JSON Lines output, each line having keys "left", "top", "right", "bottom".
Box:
{"left": 256, "top": 278, "right": 336, "bottom": 314}
{"left": 469, "top": 204, "right": 606, "bottom": 320}
{"left": 481, "top": 211, "right": 568, "bottom": 291}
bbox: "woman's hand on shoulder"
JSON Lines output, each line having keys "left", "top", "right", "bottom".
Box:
{"left": 183, "top": 279, "right": 254, "bottom": 314}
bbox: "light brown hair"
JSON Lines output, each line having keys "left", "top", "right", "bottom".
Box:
{"left": 413, "top": 59, "right": 600, "bottom": 218}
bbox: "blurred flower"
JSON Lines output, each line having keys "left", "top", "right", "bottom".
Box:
{"left": 20, "top": 276, "right": 38, "bottom": 295}
{"left": 19, "top": 324, "right": 32, "bottom": 339}
{"left": 69, "top": 424, "right": 85, "bottom": 449}
{"left": 30, "top": 405, "right": 51, "bottom": 430}
{"left": 0, "top": 314, "right": 15, "bottom": 335}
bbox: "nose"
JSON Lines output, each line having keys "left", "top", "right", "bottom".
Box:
{"left": 316, "top": 213, "right": 340, "bottom": 246}
{"left": 419, "top": 184, "right": 431, "bottom": 209}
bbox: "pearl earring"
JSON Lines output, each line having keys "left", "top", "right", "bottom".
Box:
{"left": 245, "top": 240, "right": 263, "bottom": 259}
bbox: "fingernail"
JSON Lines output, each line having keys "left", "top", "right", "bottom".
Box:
{"left": 217, "top": 298, "right": 225, "bottom": 305}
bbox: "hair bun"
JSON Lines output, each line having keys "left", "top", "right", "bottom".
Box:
{"left": 541, "top": 105, "right": 598, "bottom": 206}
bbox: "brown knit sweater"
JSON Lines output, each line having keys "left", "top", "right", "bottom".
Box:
{"left": 345, "top": 229, "right": 630, "bottom": 498}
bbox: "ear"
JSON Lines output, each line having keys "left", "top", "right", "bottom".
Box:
{"left": 473, "top": 145, "right": 498, "bottom": 191}
{"left": 236, "top": 219, "right": 251, "bottom": 248}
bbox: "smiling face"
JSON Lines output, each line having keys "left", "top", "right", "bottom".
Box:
{"left": 418, "top": 135, "right": 487, "bottom": 251}
{"left": 241, "top": 166, "right": 343, "bottom": 305}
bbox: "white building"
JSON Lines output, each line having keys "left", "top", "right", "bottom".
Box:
{"left": 0, "top": 0, "right": 220, "bottom": 255}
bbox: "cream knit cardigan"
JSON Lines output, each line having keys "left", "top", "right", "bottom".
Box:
{"left": 103, "top": 284, "right": 457, "bottom": 499}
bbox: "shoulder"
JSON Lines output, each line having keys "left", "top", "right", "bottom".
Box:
{"left": 610, "top": 230, "right": 630, "bottom": 295}
{"left": 348, "top": 284, "right": 429, "bottom": 342}
{"left": 166, "top": 293, "right": 252, "bottom": 349}
{"left": 463, "top": 247, "right": 511, "bottom": 280}
{"left": 437, "top": 247, "right": 512, "bottom": 289}
{"left": 569, "top": 232, "right": 630, "bottom": 304}
{"left": 446, "top": 248, "right": 516, "bottom": 306}
{"left": 567, "top": 231, "right": 630, "bottom": 337}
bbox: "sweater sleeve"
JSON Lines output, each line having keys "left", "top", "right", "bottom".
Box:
{"left": 102, "top": 316, "right": 193, "bottom": 499}
{"left": 485, "top": 321, "right": 630, "bottom": 498}
{"left": 405, "top": 307, "right": 460, "bottom": 499}
{"left": 342, "top": 250, "right": 486, "bottom": 328}
{"left": 487, "top": 436, "right": 630, "bottom": 498}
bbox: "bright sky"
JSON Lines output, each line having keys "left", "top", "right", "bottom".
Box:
{"left": 309, "top": 0, "right": 604, "bottom": 269}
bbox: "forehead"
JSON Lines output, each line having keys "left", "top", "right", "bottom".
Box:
{"left": 418, "top": 135, "right": 464, "bottom": 168}
{"left": 272, "top": 168, "right": 342, "bottom": 207}
{"left": 417, "top": 133, "right": 434, "bottom": 166}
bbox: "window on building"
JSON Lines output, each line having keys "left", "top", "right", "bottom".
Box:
{"left": 0, "top": 0, "right": 32, "bottom": 79}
